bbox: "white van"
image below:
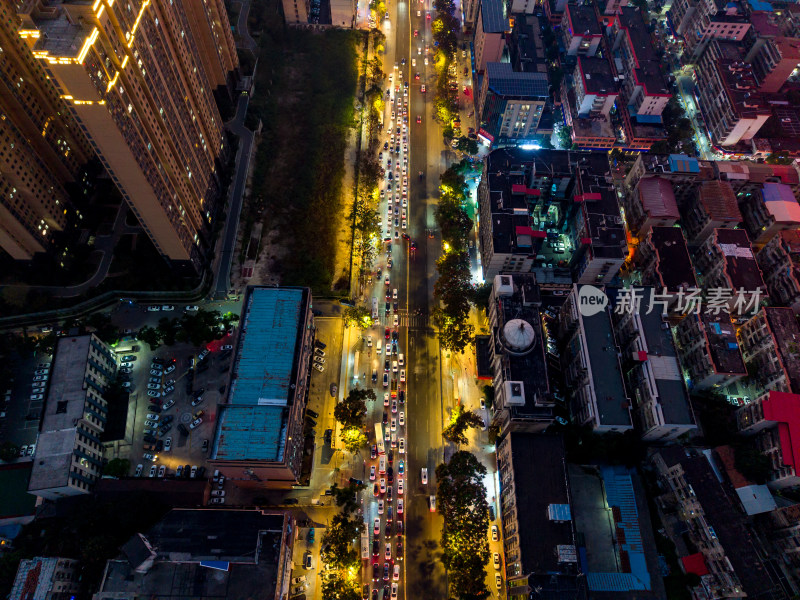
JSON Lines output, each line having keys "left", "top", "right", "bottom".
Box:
{"left": 379, "top": 455, "right": 387, "bottom": 474}
{"left": 377, "top": 340, "right": 383, "bottom": 354}
{"left": 398, "top": 353, "right": 404, "bottom": 367}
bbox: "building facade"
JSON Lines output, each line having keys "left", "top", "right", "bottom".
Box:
{"left": 737, "top": 306, "right": 800, "bottom": 399}
{"left": 28, "top": 334, "right": 115, "bottom": 500}
{"left": 0, "top": 9, "right": 92, "bottom": 259}
{"left": 9, "top": 557, "right": 80, "bottom": 600}
{"left": 624, "top": 177, "right": 680, "bottom": 237}
{"left": 681, "top": 180, "right": 741, "bottom": 247}
{"left": 756, "top": 229, "right": 800, "bottom": 313}
{"left": 21, "top": 0, "right": 231, "bottom": 273}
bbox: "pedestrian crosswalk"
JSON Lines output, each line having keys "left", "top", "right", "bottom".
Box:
{"left": 378, "top": 312, "right": 430, "bottom": 328}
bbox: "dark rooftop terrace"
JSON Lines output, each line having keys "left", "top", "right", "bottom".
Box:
{"left": 648, "top": 227, "right": 696, "bottom": 293}
{"left": 764, "top": 307, "right": 800, "bottom": 394}
{"left": 713, "top": 228, "right": 765, "bottom": 293}
{"left": 566, "top": 3, "right": 602, "bottom": 37}
{"left": 577, "top": 56, "right": 618, "bottom": 95}
{"left": 699, "top": 313, "right": 747, "bottom": 376}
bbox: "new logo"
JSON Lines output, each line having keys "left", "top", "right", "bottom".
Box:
{"left": 577, "top": 285, "right": 608, "bottom": 317}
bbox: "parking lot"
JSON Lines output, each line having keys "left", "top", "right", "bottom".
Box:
{"left": 0, "top": 352, "right": 53, "bottom": 459}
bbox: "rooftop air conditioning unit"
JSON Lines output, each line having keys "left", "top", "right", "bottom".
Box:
{"left": 504, "top": 381, "right": 526, "bottom": 406}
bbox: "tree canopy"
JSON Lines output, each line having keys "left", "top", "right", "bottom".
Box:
{"left": 442, "top": 404, "right": 484, "bottom": 445}
{"left": 320, "top": 512, "right": 363, "bottom": 570}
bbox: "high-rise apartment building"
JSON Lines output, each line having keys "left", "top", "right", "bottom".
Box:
{"left": 19, "top": 0, "right": 233, "bottom": 273}
{"left": 179, "top": 0, "right": 238, "bottom": 99}
{"left": 0, "top": 8, "right": 92, "bottom": 259}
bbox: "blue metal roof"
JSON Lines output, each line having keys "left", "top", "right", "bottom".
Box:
{"left": 214, "top": 405, "right": 288, "bottom": 461}
{"left": 668, "top": 154, "right": 700, "bottom": 173}
{"left": 230, "top": 287, "right": 304, "bottom": 406}
{"left": 584, "top": 466, "right": 652, "bottom": 593}
{"left": 486, "top": 63, "right": 549, "bottom": 98}
{"left": 481, "top": 0, "right": 508, "bottom": 33}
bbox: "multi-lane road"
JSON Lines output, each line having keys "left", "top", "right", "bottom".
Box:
{"left": 355, "top": 1, "right": 454, "bottom": 598}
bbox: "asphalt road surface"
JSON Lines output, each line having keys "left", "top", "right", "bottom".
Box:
{"left": 357, "top": 1, "right": 454, "bottom": 598}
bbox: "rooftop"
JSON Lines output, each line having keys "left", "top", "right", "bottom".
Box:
{"left": 577, "top": 56, "right": 618, "bottom": 95}
{"left": 509, "top": 14, "right": 549, "bottom": 74}
{"left": 481, "top": 0, "right": 508, "bottom": 33}
{"left": 492, "top": 275, "right": 552, "bottom": 415}
{"left": 566, "top": 3, "right": 602, "bottom": 37}
{"left": 712, "top": 228, "right": 765, "bottom": 293}
{"left": 618, "top": 7, "right": 670, "bottom": 96}
{"left": 656, "top": 447, "right": 780, "bottom": 598}
{"left": 759, "top": 391, "right": 800, "bottom": 474}
{"left": 761, "top": 182, "right": 800, "bottom": 224}
{"left": 568, "top": 464, "right": 661, "bottom": 596}
{"left": 229, "top": 287, "right": 307, "bottom": 406}
{"left": 95, "top": 510, "right": 287, "bottom": 600}
{"left": 764, "top": 307, "right": 800, "bottom": 393}
{"left": 506, "top": 434, "right": 575, "bottom": 575}
{"left": 582, "top": 190, "right": 627, "bottom": 261}
{"left": 0, "top": 464, "right": 36, "bottom": 521}
{"left": 647, "top": 227, "right": 697, "bottom": 293}
{"left": 31, "top": 4, "right": 91, "bottom": 60}
{"left": 637, "top": 177, "right": 679, "bottom": 220}
{"left": 697, "top": 180, "right": 742, "bottom": 222}
{"left": 637, "top": 296, "right": 694, "bottom": 426}
{"left": 213, "top": 404, "right": 289, "bottom": 462}
{"left": 714, "top": 59, "right": 771, "bottom": 119}
{"left": 486, "top": 62, "right": 550, "bottom": 98}
{"left": 578, "top": 299, "right": 632, "bottom": 428}
{"left": 699, "top": 313, "right": 747, "bottom": 375}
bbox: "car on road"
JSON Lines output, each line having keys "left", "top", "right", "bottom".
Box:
{"left": 161, "top": 305, "right": 175, "bottom": 311}
{"left": 305, "top": 552, "right": 313, "bottom": 570}
{"left": 421, "top": 84, "right": 426, "bottom": 92}
{"left": 122, "top": 355, "right": 137, "bottom": 362}
{"left": 384, "top": 392, "right": 390, "bottom": 406}
{"left": 399, "top": 438, "right": 405, "bottom": 453}
{"left": 374, "top": 518, "right": 381, "bottom": 535}
{"left": 191, "top": 395, "right": 204, "bottom": 407}
{"left": 421, "top": 468, "right": 428, "bottom": 485}
{"left": 221, "top": 344, "right": 233, "bottom": 350}
{"left": 380, "top": 478, "right": 387, "bottom": 494}
{"left": 492, "top": 525, "right": 499, "bottom": 541}
{"left": 493, "top": 552, "right": 501, "bottom": 570}
{"left": 164, "top": 437, "right": 172, "bottom": 452}
{"left": 400, "top": 369, "right": 405, "bottom": 383}
{"left": 496, "top": 574, "right": 502, "bottom": 589}
{"left": 149, "top": 465, "right": 157, "bottom": 477}
{"left": 185, "top": 305, "right": 199, "bottom": 311}
{"left": 330, "top": 383, "right": 338, "bottom": 397}
{"left": 120, "top": 362, "right": 134, "bottom": 369}
{"left": 385, "top": 543, "right": 392, "bottom": 560}
{"left": 147, "top": 306, "right": 161, "bottom": 312}
{"left": 164, "top": 364, "right": 175, "bottom": 375}
{"left": 162, "top": 398, "right": 175, "bottom": 410}
{"left": 399, "top": 411, "right": 404, "bottom": 427}
{"left": 158, "top": 465, "right": 166, "bottom": 478}
{"left": 210, "top": 497, "right": 225, "bottom": 504}
{"left": 383, "top": 564, "right": 390, "bottom": 581}
{"left": 383, "top": 373, "right": 389, "bottom": 388}
{"left": 378, "top": 499, "right": 384, "bottom": 514}
{"left": 391, "top": 400, "right": 398, "bottom": 413}
{"left": 371, "top": 445, "right": 378, "bottom": 459}
{"left": 390, "top": 418, "right": 396, "bottom": 432}
{"left": 189, "top": 417, "right": 203, "bottom": 429}
{"left": 370, "top": 465, "right": 376, "bottom": 480}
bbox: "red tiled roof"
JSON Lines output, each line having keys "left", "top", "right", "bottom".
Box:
{"left": 637, "top": 177, "right": 679, "bottom": 219}
{"left": 761, "top": 391, "right": 800, "bottom": 470}
{"left": 698, "top": 181, "right": 742, "bottom": 222}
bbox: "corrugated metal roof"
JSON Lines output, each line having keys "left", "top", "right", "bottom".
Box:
{"left": 481, "top": 0, "right": 508, "bottom": 33}
{"left": 637, "top": 177, "right": 679, "bottom": 219}
{"left": 230, "top": 288, "right": 304, "bottom": 406}
{"left": 486, "top": 62, "right": 549, "bottom": 98}
{"left": 215, "top": 405, "right": 288, "bottom": 461}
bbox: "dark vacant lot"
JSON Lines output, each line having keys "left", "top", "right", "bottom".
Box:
{"left": 247, "top": 0, "right": 360, "bottom": 293}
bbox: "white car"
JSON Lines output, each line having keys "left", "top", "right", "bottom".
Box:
{"left": 492, "top": 525, "right": 499, "bottom": 541}
{"left": 392, "top": 361, "right": 398, "bottom": 373}
{"left": 147, "top": 383, "right": 161, "bottom": 390}
{"left": 400, "top": 369, "right": 406, "bottom": 383}
{"left": 135, "top": 464, "right": 143, "bottom": 477}
{"left": 398, "top": 478, "right": 404, "bottom": 495}
{"left": 158, "top": 465, "right": 166, "bottom": 478}
{"left": 161, "top": 305, "right": 175, "bottom": 311}
{"left": 496, "top": 574, "right": 502, "bottom": 589}
{"left": 370, "top": 465, "right": 377, "bottom": 480}
{"left": 493, "top": 552, "right": 501, "bottom": 570}
{"left": 421, "top": 468, "right": 428, "bottom": 485}
{"left": 393, "top": 315, "right": 399, "bottom": 327}
{"left": 399, "top": 412, "right": 404, "bottom": 427}
{"left": 393, "top": 564, "right": 400, "bottom": 581}
{"left": 146, "top": 413, "right": 159, "bottom": 421}
{"left": 399, "top": 437, "right": 405, "bottom": 454}
{"left": 190, "top": 417, "right": 203, "bottom": 429}
{"left": 147, "top": 390, "right": 161, "bottom": 398}
{"left": 210, "top": 497, "right": 226, "bottom": 504}
{"left": 378, "top": 499, "right": 384, "bottom": 514}
{"left": 162, "top": 399, "right": 175, "bottom": 410}
{"left": 149, "top": 465, "right": 157, "bottom": 477}
{"left": 384, "top": 392, "right": 390, "bottom": 406}
{"left": 398, "top": 498, "right": 404, "bottom": 513}
{"left": 146, "top": 306, "right": 161, "bottom": 312}
{"left": 164, "top": 437, "right": 172, "bottom": 452}
{"left": 391, "top": 583, "right": 398, "bottom": 599}
{"left": 374, "top": 518, "right": 381, "bottom": 535}
{"left": 190, "top": 465, "right": 198, "bottom": 478}
{"left": 185, "top": 305, "right": 199, "bottom": 311}
{"left": 391, "top": 418, "right": 397, "bottom": 432}
{"left": 221, "top": 345, "right": 233, "bottom": 350}
{"left": 211, "top": 490, "right": 226, "bottom": 497}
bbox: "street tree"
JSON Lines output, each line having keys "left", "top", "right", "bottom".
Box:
{"left": 434, "top": 308, "right": 475, "bottom": 354}
{"left": 434, "top": 200, "right": 472, "bottom": 251}
{"left": 455, "top": 136, "right": 479, "bottom": 155}
{"left": 343, "top": 306, "right": 372, "bottom": 329}
{"left": 321, "top": 574, "right": 361, "bottom": 600}
{"left": 156, "top": 317, "right": 179, "bottom": 346}
{"left": 334, "top": 388, "right": 374, "bottom": 428}
{"left": 471, "top": 282, "right": 493, "bottom": 313}
{"left": 442, "top": 404, "right": 484, "bottom": 445}
{"left": 103, "top": 458, "right": 131, "bottom": 478}
{"left": 434, "top": 251, "right": 473, "bottom": 314}
{"left": 320, "top": 512, "right": 363, "bottom": 570}
{"left": 137, "top": 326, "right": 162, "bottom": 350}
{"left": 340, "top": 427, "right": 369, "bottom": 453}
{"left": 0, "top": 442, "right": 19, "bottom": 462}
{"left": 436, "top": 451, "right": 490, "bottom": 599}
{"left": 332, "top": 481, "right": 368, "bottom": 513}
